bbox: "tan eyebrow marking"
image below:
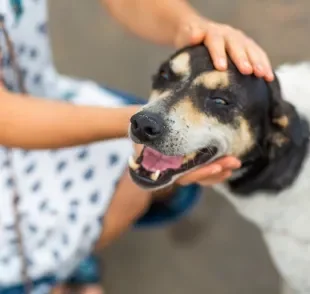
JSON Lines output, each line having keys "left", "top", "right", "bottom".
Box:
{"left": 170, "top": 52, "right": 191, "bottom": 76}
{"left": 172, "top": 96, "right": 205, "bottom": 125}
{"left": 193, "top": 71, "right": 230, "bottom": 89}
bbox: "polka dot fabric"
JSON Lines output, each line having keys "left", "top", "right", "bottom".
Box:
{"left": 0, "top": 1, "right": 202, "bottom": 293}
{"left": 0, "top": 0, "right": 134, "bottom": 290}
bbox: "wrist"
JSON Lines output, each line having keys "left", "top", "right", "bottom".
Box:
{"left": 98, "top": 105, "right": 140, "bottom": 139}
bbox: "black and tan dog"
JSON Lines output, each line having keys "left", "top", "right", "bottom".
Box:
{"left": 128, "top": 44, "right": 310, "bottom": 294}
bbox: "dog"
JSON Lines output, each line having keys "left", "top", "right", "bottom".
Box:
{"left": 128, "top": 44, "right": 310, "bottom": 294}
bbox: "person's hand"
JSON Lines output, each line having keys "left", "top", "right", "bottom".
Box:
{"left": 174, "top": 16, "right": 274, "bottom": 82}
{"left": 133, "top": 144, "right": 241, "bottom": 187}
{"left": 176, "top": 156, "right": 241, "bottom": 187}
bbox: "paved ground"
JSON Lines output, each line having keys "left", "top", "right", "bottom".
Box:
{"left": 49, "top": 1, "right": 310, "bottom": 293}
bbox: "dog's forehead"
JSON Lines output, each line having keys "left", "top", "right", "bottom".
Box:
{"left": 168, "top": 45, "right": 213, "bottom": 75}
{"left": 150, "top": 45, "right": 270, "bottom": 111}
{"left": 168, "top": 46, "right": 234, "bottom": 88}
{"left": 169, "top": 52, "right": 191, "bottom": 76}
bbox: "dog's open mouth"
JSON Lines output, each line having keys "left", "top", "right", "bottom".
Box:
{"left": 128, "top": 146, "right": 218, "bottom": 189}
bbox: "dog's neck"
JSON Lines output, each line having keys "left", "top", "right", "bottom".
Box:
{"left": 227, "top": 114, "right": 310, "bottom": 196}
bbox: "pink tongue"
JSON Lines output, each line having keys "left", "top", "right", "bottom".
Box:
{"left": 141, "top": 147, "right": 183, "bottom": 172}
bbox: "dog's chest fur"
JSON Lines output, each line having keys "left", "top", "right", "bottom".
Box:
{"left": 213, "top": 62, "right": 310, "bottom": 294}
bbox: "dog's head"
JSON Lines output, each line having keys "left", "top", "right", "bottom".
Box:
{"left": 128, "top": 44, "right": 300, "bottom": 190}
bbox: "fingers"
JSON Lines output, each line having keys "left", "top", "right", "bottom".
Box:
{"left": 205, "top": 36, "right": 227, "bottom": 70}
{"left": 221, "top": 28, "right": 274, "bottom": 81}
{"left": 179, "top": 168, "right": 233, "bottom": 186}
{"left": 225, "top": 31, "right": 253, "bottom": 75}
{"left": 177, "top": 156, "right": 241, "bottom": 186}
{"left": 245, "top": 39, "right": 274, "bottom": 81}
{"left": 213, "top": 156, "right": 241, "bottom": 170}
{"left": 187, "top": 21, "right": 274, "bottom": 82}
{"left": 177, "top": 164, "right": 223, "bottom": 186}
{"left": 197, "top": 170, "right": 232, "bottom": 186}
{"left": 204, "top": 25, "right": 227, "bottom": 70}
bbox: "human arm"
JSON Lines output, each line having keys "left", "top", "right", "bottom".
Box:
{"left": 102, "top": 0, "right": 274, "bottom": 81}
{"left": 102, "top": 0, "right": 197, "bottom": 47}
{"left": 0, "top": 89, "right": 140, "bottom": 149}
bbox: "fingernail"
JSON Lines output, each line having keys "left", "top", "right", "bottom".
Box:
{"left": 243, "top": 60, "right": 251, "bottom": 69}
{"left": 255, "top": 64, "right": 264, "bottom": 73}
{"left": 218, "top": 58, "right": 227, "bottom": 69}
{"left": 267, "top": 72, "right": 274, "bottom": 81}
{"left": 227, "top": 163, "right": 241, "bottom": 169}
{"left": 235, "top": 161, "right": 242, "bottom": 168}
{"left": 211, "top": 165, "right": 222, "bottom": 174}
{"left": 225, "top": 159, "right": 241, "bottom": 169}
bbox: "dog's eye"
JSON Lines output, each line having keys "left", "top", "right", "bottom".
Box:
{"left": 159, "top": 69, "right": 170, "bottom": 80}
{"left": 210, "top": 97, "right": 228, "bottom": 105}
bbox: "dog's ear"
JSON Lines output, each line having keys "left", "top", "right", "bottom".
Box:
{"left": 266, "top": 74, "right": 304, "bottom": 158}
{"left": 268, "top": 74, "right": 290, "bottom": 129}
{"left": 230, "top": 74, "right": 309, "bottom": 195}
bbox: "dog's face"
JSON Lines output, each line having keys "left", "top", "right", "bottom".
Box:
{"left": 128, "top": 45, "right": 295, "bottom": 190}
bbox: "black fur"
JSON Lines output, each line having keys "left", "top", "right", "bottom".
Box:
{"left": 229, "top": 75, "right": 310, "bottom": 195}
{"left": 229, "top": 117, "right": 309, "bottom": 195}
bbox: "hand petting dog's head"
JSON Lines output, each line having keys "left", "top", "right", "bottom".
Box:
{"left": 128, "top": 44, "right": 297, "bottom": 190}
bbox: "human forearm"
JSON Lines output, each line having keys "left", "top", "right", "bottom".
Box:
{"left": 102, "top": 0, "right": 201, "bottom": 47}
{"left": 0, "top": 90, "right": 139, "bottom": 149}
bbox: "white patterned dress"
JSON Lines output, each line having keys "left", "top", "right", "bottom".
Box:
{"left": 0, "top": 0, "right": 135, "bottom": 291}
{"left": 0, "top": 1, "right": 201, "bottom": 293}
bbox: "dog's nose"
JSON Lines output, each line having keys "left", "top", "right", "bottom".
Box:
{"left": 130, "top": 111, "right": 164, "bottom": 142}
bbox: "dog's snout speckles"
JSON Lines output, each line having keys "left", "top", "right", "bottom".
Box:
{"left": 170, "top": 52, "right": 191, "bottom": 76}
{"left": 193, "top": 71, "right": 230, "bottom": 89}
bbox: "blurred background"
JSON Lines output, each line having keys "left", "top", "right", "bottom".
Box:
{"left": 49, "top": 1, "right": 310, "bottom": 293}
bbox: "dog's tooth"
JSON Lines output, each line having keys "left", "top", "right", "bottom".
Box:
{"left": 128, "top": 156, "right": 140, "bottom": 171}
{"left": 183, "top": 152, "right": 197, "bottom": 163}
{"left": 150, "top": 170, "right": 161, "bottom": 181}
{"left": 183, "top": 157, "right": 189, "bottom": 164}
{"left": 187, "top": 152, "right": 197, "bottom": 160}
